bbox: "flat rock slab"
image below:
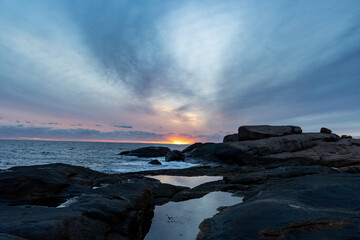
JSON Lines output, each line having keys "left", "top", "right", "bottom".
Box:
{"left": 238, "top": 125, "right": 302, "bottom": 141}
{"left": 198, "top": 173, "right": 360, "bottom": 240}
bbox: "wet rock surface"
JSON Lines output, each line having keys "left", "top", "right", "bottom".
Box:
{"left": 198, "top": 174, "right": 360, "bottom": 240}
{"left": 0, "top": 164, "right": 155, "bottom": 240}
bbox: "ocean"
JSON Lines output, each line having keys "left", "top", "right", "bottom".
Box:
{"left": 0, "top": 140, "right": 198, "bottom": 173}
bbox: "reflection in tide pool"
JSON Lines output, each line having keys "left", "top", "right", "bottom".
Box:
{"left": 145, "top": 191, "right": 243, "bottom": 240}
{"left": 146, "top": 175, "right": 223, "bottom": 188}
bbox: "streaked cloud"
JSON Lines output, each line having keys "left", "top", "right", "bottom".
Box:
{"left": 113, "top": 125, "right": 133, "bottom": 129}
{"left": 0, "top": 0, "right": 359, "bottom": 142}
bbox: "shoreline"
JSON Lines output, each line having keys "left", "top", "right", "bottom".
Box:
{"left": 1, "top": 125, "right": 360, "bottom": 239}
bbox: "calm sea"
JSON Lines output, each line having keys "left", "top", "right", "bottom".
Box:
{"left": 0, "top": 140, "right": 197, "bottom": 173}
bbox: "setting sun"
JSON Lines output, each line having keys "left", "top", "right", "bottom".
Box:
{"left": 171, "top": 139, "right": 191, "bottom": 145}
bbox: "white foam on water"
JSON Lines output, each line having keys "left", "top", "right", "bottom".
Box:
{"left": 56, "top": 197, "right": 79, "bottom": 208}
{"left": 111, "top": 158, "right": 200, "bottom": 173}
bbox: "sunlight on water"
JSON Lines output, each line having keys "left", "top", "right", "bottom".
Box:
{"left": 146, "top": 175, "right": 223, "bottom": 188}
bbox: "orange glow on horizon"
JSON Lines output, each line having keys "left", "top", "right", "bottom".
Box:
{"left": 0, "top": 137, "right": 194, "bottom": 145}
{"left": 168, "top": 137, "right": 194, "bottom": 145}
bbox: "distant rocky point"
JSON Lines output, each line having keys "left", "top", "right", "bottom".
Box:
{"left": 119, "top": 146, "right": 170, "bottom": 157}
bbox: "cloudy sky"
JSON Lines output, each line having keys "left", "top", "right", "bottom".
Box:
{"left": 0, "top": 0, "right": 359, "bottom": 143}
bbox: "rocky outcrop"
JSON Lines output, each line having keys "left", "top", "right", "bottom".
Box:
{"left": 0, "top": 164, "right": 155, "bottom": 240}
{"left": 165, "top": 150, "right": 184, "bottom": 162}
{"left": 223, "top": 133, "right": 238, "bottom": 142}
{"left": 182, "top": 142, "right": 214, "bottom": 154}
{"left": 198, "top": 173, "right": 360, "bottom": 240}
{"left": 185, "top": 131, "right": 360, "bottom": 169}
{"left": 119, "top": 146, "right": 171, "bottom": 158}
{"left": 224, "top": 166, "right": 336, "bottom": 184}
{"left": 320, "top": 127, "right": 332, "bottom": 134}
{"left": 238, "top": 125, "right": 302, "bottom": 141}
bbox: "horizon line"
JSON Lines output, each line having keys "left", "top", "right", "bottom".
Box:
{"left": 0, "top": 137, "right": 192, "bottom": 145}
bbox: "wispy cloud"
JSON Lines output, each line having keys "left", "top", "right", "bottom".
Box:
{"left": 113, "top": 125, "right": 133, "bottom": 129}
{"left": 0, "top": 0, "right": 359, "bottom": 140}
{"left": 0, "top": 125, "right": 165, "bottom": 141}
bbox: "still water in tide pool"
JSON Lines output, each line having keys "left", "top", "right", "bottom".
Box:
{"left": 146, "top": 191, "right": 243, "bottom": 240}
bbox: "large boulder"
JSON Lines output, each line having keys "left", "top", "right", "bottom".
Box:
{"left": 165, "top": 150, "right": 184, "bottom": 162}
{"left": 182, "top": 142, "right": 215, "bottom": 154}
{"left": 238, "top": 125, "right": 302, "bottom": 141}
{"left": 223, "top": 133, "right": 238, "bottom": 143}
{"left": 119, "top": 146, "right": 171, "bottom": 158}
{"left": 320, "top": 127, "right": 332, "bottom": 134}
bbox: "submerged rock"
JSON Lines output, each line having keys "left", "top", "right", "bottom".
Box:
{"left": 149, "top": 160, "right": 162, "bottom": 165}
{"left": 165, "top": 150, "right": 184, "bottom": 162}
{"left": 119, "top": 146, "right": 171, "bottom": 158}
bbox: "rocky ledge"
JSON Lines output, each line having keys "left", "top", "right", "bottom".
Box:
{"left": 0, "top": 164, "right": 159, "bottom": 240}
{"left": 1, "top": 125, "right": 360, "bottom": 239}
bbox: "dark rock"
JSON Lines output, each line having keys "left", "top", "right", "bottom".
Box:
{"left": 198, "top": 174, "right": 360, "bottom": 240}
{"left": 185, "top": 133, "right": 360, "bottom": 168}
{"left": 238, "top": 125, "right": 302, "bottom": 141}
{"left": 119, "top": 146, "right": 171, "bottom": 158}
{"left": 0, "top": 233, "right": 26, "bottom": 240}
{"left": 320, "top": 127, "right": 332, "bottom": 134}
{"left": 118, "top": 150, "right": 130, "bottom": 155}
{"left": 148, "top": 160, "right": 162, "bottom": 165}
{"left": 0, "top": 164, "right": 154, "bottom": 240}
{"left": 182, "top": 142, "right": 215, "bottom": 154}
{"left": 224, "top": 166, "right": 337, "bottom": 184}
{"left": 151, "top": 183, "right": 189, "bottom": 205}
{"left": 341, "top": 135, "right": 353, "bottom": 139}
{"left": 165, "top": 150, "right": 184, "bottom": 162}
{"left": 223, "top": 133, "right": 238, "bottom": 143}
{"left": 0, "top": 163, "right": 105, "bottom": 202}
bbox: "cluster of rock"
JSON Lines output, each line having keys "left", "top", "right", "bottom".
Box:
{"left": 0, "top": 164, "right": 156, "bottom": 240}
{"left": 2, "top": 124, "right": 360, "bottom": 239}
{"left": 0, "top": 163, "right": 195, "bottom": 240}
{"left": 185, "top": 125, "right": 360, "bottom": 171}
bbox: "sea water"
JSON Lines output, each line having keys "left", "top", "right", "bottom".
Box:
{"left": 0, "top": 140, "right": 197, "bottom": 173}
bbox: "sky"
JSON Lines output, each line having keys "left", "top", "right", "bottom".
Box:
{"left": 0, "top": 0, "right": 360, "bottom": 143}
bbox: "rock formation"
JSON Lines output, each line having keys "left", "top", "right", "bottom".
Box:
{"left": 165, "top": 150, "right": 184, "bottom": 162}
{"left": 119, "top": 146, "right": 171, "bottom": 158}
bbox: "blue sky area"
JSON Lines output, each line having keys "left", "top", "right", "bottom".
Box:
{"left": 0, "top": 0, "right": 359, "bottom": 142}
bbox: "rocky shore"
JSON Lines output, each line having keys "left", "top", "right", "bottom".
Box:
{"left": 1, "top": 125, "right": 360, "bottom": 239}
